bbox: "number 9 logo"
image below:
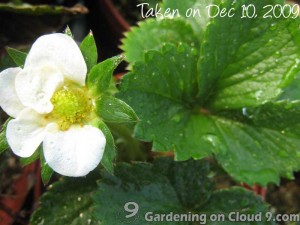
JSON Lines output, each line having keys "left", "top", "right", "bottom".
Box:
{"left": 124, "top": 202, "right": 139, "bottom": 218}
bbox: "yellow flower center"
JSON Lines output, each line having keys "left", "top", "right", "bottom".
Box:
{"left": 48, "top": 84, "right": 92, "bottom": 130}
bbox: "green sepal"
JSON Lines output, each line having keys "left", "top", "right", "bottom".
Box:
{"left": 20, "top": 147, "right": 40, "bottom": 166}
{"left": 80, "top": 32, "right": 98, "bottom": 72}
{"left": 64, "top": 26, "right": 73, "bottom": 38}
{"left": 40, "top": 151, "right": 53, "bottom": 185}
{"left": 0, "top": 119, "right": 10, "bottom": 155}
{"left": 94, "top": 119, "right": 116, "bottom": 173}
{"left": 96, "top": 95, "right": 139, "bottom": 123}
{"left": 87, "top": 55, "right": 124, "bottom": 97}
{"left": 6, "top": 47, "right": 27, "bottom": 68}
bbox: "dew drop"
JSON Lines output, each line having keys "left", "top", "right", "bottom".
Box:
{"left": 274, "top": 51, "right": 281, "bottom": 59}
{"left": 37, "top": 91, "right": 46, "bottom": 100}
{"left": 255, "top": 90, "right": 263, "bottom": 100}
{"left": 171, "top": 114, "right": 181, "bottom": 122}
{"left": 269, "top": 23, "right": 277, "bottom": 31}
{"left": 284, "top": 102, "right": 293, "bottom": 109}
{"left": 202, "top": 134, "right": 227, "bottom": 154}
{"left": 278, "top": 150, "right": 288, "bottom": 157}
{"left": 49, "top": 141, "right": 55, "bottom": 147}
{"left": 48, "top": 45, "right": 55, "bottom": 51}
{"left": 242, "top": 107, "right": 248, "bottom": 117}
{"left": 78, "top": 197, "right": 82, "bottom": 201}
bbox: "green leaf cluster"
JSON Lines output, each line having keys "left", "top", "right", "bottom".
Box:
{"left": 31, "top": 159, "right": 273, "bottom": 225}
{"left": 119, "top": 0, "right": 300, "bottom": 185}
{"left": 94, "top": 158, "right": 273, "bottom": 225}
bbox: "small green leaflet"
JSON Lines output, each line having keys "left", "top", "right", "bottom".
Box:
{"left": 30, "top": 172, "right": 101, "bottom": 225}
{"left": 94, "top": 158, "right": 273, "bottom": 225}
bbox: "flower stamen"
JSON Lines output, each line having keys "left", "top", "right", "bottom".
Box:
{"left": 49, "top": 84, "right": 92, "bottom": 130}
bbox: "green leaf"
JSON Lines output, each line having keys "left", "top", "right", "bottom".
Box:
{"left": 122, "top": 18, "right": 199, "bottom": 64}
{"left": 95, "top": 120, "right": 116, "bottom": 173}
{"left": 80, "top": 32, "right": 98, "bottom": 72}
{"left": 40, "top": 151, "right": 53, "bottom": 185}
{"left": 30, "top": 172, "right": 101, "bottom": 225}
{"left": 201, "top": 188, "right": 273, "bottom": 224}
{"left": 6, "top": 47, "right": 27, "bottom": 67}
{"left": 161, "top": 0, "right": 220, "bottom": 39}
{"left": 119, "top": 0, "right": 300, "bottom": 185}
{"left": 279, "top": 71, "right": 300, "bottom": 100}
{"left": 119, "top": 44, "right": 208, "bottom": 157}
{"left": 20, "top": 147, "right": 40, "bottom": 166}
{"left": 154, "top": 157, "right": 213, "bottom": 209}
{"left": 199, "top": 0, "right": 300, "bottom": 107}
{"left": 94, "top": 158, "right": 273, "bottom": 225}
{"left": 0, "top": 119, "right": 10, "bottom": 155}
{"left": 87, "top": 55, "right": 123, "bottom": 97}
{"left": 96, "top": 95, "right": 139, "bottom": 123}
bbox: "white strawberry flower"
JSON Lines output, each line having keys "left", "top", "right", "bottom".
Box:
{"left": 0, "top": 33, "right": 106, "bottom": 177}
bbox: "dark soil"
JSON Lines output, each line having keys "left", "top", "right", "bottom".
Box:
{"left": 267, "top": 175, "right": 300, "bottom": 225}
{"left": 111, "top": 0, "right": 148, "bottom": 25}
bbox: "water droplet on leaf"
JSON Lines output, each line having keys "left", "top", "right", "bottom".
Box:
{"left": 274, "top": 51, "right": 281, "bottom": 58}
{"left": 269, "top": 23, "right": 277, "bottom": 31}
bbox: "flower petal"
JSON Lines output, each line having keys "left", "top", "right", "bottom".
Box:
{"left": 43, "top": 125, "right": 106, "bottom": 177}
{"left": 6, "top": 108, "right": 50, "bottom": 157}
{"left": 0, "top": 67, "right": 25, "bottom": 118}
{"left": 15, "top": 65, "right": 64, "bottom": 114}
{"left": 25, "top": 33, "right": 87, "bottom": 86}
